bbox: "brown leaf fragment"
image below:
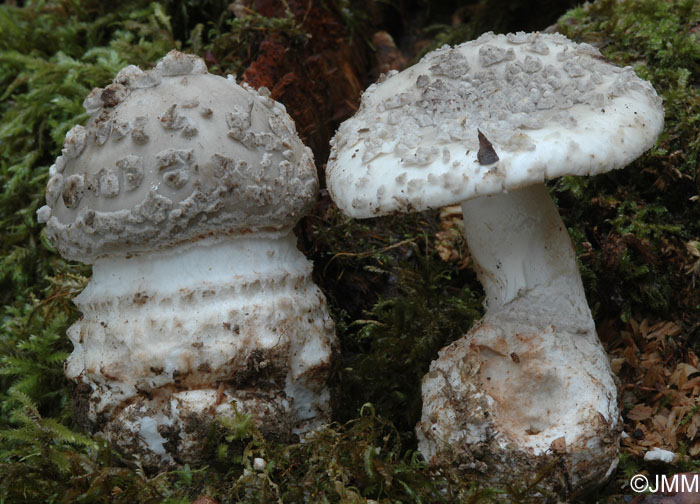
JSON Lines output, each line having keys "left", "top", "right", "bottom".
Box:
{"left": 371, "top": 31, "right": 407, "bottom": 76}
{"left": 682, "top": 376, "right": 700, "bottom": 392}
{"left": 625, "top": 345, "right": 639, "bottom": 368}
{"left": 687, "top": 414, "right": 700, "bottom": 440}
{"left": 611, "top": 357, "right": 625, "bottom": 373}
{"left": 670, "top": 363, "right": 700, "bottom": 389}
{"left": 640, "top": 318, "right": 649, "bottom": 338}
{"left": 631, "top": 318, "right": 641, "bottom": 337}
{"left": 215, "top": 381, "right": 225, "bottom": 405}
{"left": 690, "top": 440, "right": 700, "bottom": 456}
{"left": 643, "top": 364, "right": 664, "bottom": 388}
{"left": 668, "top": 407, "right": 684, "bottom": 429}
{"left": 641, "top": 430, "right": 664, "bottom": 448}
{"left": 663, "top": 429, "right": 678, "bottom": 450}
{"left": 476, "top": 344, "right": 506, "bottom": 357}
{"left": 647, "top": 321, "right": 681, "bottom": 341}
{"left": 192, "top": 497, "right": 218, "bottom": 504}
{"left": 652, "top": 413, "right": 669, "bottom": 434}
{"left": 622, "top": 330, "right": 639, "bottom": 352}
{"left": 628, "top": 404, "right": 655, "bottom": 421}
{"left": 477, "top": 129, "right": 499, "bottom": 165}
{"left": 550, "top": 436, "right": 566, "bottom": 453}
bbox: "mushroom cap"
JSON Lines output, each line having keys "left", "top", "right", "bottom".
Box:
{"left": 326, "top": 32, "right": 664, "bottom": 218}
{"left": 39, "top": 50, "right": 317, "bottom": 262}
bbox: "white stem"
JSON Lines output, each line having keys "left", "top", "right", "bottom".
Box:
{"left": 460, "top": 183, "right": 586, "bottom": 312}
{"left": 80, "top": 233, "right": 310, "bottom": 300}
{"left": 417, "top": 184, "right": 620, "bottom": 490}
{"left": 66, "top": 232, "right": 336, "bottom": 467}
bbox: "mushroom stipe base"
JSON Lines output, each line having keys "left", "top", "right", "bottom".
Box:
{"left": 416, "top": 185, "right": 620, "bottom": 492}
{"left": 66, "top": 235, "right": 336, "bottom": 470}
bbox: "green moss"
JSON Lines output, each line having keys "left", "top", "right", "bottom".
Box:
{"left": 553, "top": 0, "right": 700, "bottom": 323}
{"left": 0, "top": 0, "right": 174, "bottom": 419}
{"left": 204, "top": 3, "right": 310, "bottom": 75}
{"left": 0, "top": 0, "right": 179, "bottom": 500}
{"left": 307, "top": 206, "right": 483, "bottom": 435}
{"left": 417, "top": 0, "right": 579, "bottom": 57}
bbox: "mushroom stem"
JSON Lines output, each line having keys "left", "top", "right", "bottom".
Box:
{"left": 416, "top": 183, "right": 620, "bottom": 490}
{"left": 66, "top": 233, "right": 335, "bottom": 469}
{"left": 77, "top": 233, "right": 309, "bottom": 302}
{"left": 460, "top": 183, "right": 585, "bottom": 311}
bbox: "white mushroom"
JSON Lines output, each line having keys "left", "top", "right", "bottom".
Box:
{"left": 326, "top": 32, "right": 664, "bottom": 494}
{"left": 37, "top": 50, "right": 337, "bottom": 470}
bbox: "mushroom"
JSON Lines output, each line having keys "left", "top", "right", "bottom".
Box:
{"left": 37, "top": 50, "right": 337, "bottom": 470}
{"left": 326, "top": 32, "right": 663, "bottom": 494}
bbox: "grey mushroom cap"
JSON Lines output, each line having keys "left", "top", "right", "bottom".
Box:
{"left": 39, "top": 50, "right": 317, "bottom": 262}
{"left": 326, "top": 31, "right": 664, "bottom": 218}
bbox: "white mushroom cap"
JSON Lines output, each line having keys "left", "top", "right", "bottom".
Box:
{"left": 39, "top": 50, "right": 317, "bottom": 262}
{"left": 326, "top": 32, "right": 664, "bottom": 218}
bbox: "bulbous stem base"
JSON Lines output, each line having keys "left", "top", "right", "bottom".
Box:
{"left": 67, "top": 234, "right": 336, "bottom": 470}
{"left": 416, "top": 184, "right": 620, "bottom": 497}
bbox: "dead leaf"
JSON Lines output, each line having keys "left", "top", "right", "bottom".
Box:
{"left": 622, "top": 330, "right": 639, "bottom": 351}
{"left": 643, "top": 364, "right": 665, "bottom": 388}
{"left": 690, "top": 440, "right": 700, "bottom": 457}
{"left": 550, "top": 436, "right": 566, "bottom": 453}
{"left": 192, "top": 497, "right": 218, "bottom": 504}
{"left": 667, "top": 407, "right": 685, "bottom": 430}
{"left": 687, "top": 414, "right": 700, "bottom": 441}
{"left": 670, "top": 363, "right": 700, "bottom": 389}
{"left": 611, "top": 357, "right": 626, "bottom": 373}
{"left": 653, "top": 413, "right": 670, "bottom": 433}
{"left": 371, "top": 30, "right": 408, "bottom": 76}
{"left": 628, "top": 404, "right": 655, "bottom": 421}
{"left": 647, "top": 321, "right": 681, "bottom": 341}
{"left": 630, "top": 318, "right": 640, "bottom": 337}
{"left": 626, "top": 346, "right": 640, "bottom": 368}
{"left": 640, "top": 319, "right": 649, "bottom": 338}
{"left": 477, "top": 129, "right": 499, "bottom": 165}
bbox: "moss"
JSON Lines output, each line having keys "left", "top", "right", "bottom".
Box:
{"left": 416, "top": 0, "right": 579, "bottom": 57}
{"left": 305, "top": 202, "right": 483, "bottom": 436}
{"left": 0, "top": 0, "right": 173, "bottom": 416}
{"left": 553, "top": 0, "right": 700, "bottom": 323}
{"left": 204, "top": 4, "right": 310, "bottom": 75}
